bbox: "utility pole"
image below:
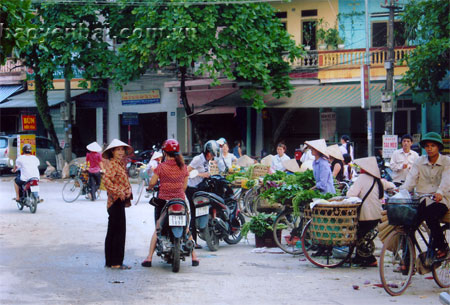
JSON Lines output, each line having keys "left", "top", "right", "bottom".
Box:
{"left": 364, "top": 0, "right": 373, "bottom": 156}
{"left": 381, "top": 0, "right": 401, "bottom": 135}
{"left": 64, "top": 65, "right": 73, "bottom": 162}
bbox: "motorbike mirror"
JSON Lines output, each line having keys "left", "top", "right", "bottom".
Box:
{"left": 189, "top": 169, "right": 199, "bottom": 179}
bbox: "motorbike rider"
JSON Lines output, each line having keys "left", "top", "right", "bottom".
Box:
{"left": 13, "top": 144, "right": 40, "bottom": 202}
{"left": 141, "top": 139, "right": 199, "bottom": 267}
{"left": 186, "top": 140, "right": 220, "bottom": 248}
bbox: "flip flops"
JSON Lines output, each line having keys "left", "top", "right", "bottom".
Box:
{"left": 110, "top": 264, "right": 131, "bottom": 270}
{"left": 192, "top": 260, "right": 200, "bottom": 267}
{"left": 141, "top": 261, "right": 152, "bottom": 267}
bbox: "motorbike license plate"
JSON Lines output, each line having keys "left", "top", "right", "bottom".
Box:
{"left": 196, "top": 206, "right": 209, "bottom": 217}
{"left": 169, "top": 215, "right": 186, "bottom": 226}
{"left": 30, "top": 186, "right": 39, "bottom": 192}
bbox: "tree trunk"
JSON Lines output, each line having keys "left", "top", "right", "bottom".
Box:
{"left": 272, "top": 108, "right": 296, "bottom": 148}
{"left": 179, "top": 66, "right": 203, "bottom": 150}
{"left": 34, "top": 71, "right": 64, "bottom": 170}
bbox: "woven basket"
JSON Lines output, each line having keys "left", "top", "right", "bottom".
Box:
{"left": 250, "top": 164, "right": 270, "bottom": 179}
{"left": 309, "top": 203, "right": 360, "bottom": 246}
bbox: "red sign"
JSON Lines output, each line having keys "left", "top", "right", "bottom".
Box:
{"left": 363, "top": 64, "right": 369, "bottom": 100}
{"left": 22, "top": 115, "right": 37, "bottom": 131}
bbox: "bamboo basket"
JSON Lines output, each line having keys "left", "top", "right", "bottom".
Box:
{"left": 209, "top": 162, "right": 219, "bottom": 175}
{"left": 309, "top": 203, "right": 360, "bottom": 247}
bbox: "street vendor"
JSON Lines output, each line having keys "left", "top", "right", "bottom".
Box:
{"left": 305, "top": 139, "right": 335, "bottom": 194}
{"left": 347, "top": 156, "right": 395, "bottom": 267}
{"left": 400, "top": 132, "right": 450, "bottom": 259}
{"left": 270, "top": 143, "right": 290, "bottom": 173}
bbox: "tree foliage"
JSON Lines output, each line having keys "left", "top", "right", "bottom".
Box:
{"left": 401, "top": 0, "right": 450, "bottom": 102}
{"left": 0, "top": 0, "right": 33, "bottom": 64}
{"left": 112, "top": 1, "right": 303, "bottom": 112}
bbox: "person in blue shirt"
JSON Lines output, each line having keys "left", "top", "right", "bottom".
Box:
{"left": 305, "top": 139, "right": 336, "bottom": 194}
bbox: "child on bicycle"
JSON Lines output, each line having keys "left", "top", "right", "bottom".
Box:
{"left": 347, "top": 156, "right": 395, "bottom": 267}
{"left": 401, "top": 132, "right": 450, "bottom": 258}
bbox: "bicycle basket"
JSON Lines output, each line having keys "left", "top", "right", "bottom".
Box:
{"left": 69, "top": 165, "right": 79, "bottom": 177}
{"left": 309, "top": 203, "right": 360, "bottom": 247}
{"left": 384, "top": 198, "right": 421, "bottom": 226}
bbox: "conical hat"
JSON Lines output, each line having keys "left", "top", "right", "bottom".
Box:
{"left": 326, "top": 144, "right": 344, "bottom": 161}
{"left": 151, "top": 151, "right": 163, "bottom": 161}
{"left": 283, "top": 159, "right": 301, "bottom": 173}
{"left": 102, "top": 139, "right": 132, "bottom": 158}
{"left": 354, "top": 157, "right": 380, "bottom": 179}
{"left": 304, "top": 139, "right": 329, "bottom": 158}
{"left": 86, "top": 142, "right": 102, "bottom": 153}
{"left": 300, "top": 159, "right": 313, "bottom": 172}
{"left": 260, "top": 154, "right": 273, "bottom": 166}
{"left": 237, "top": 155, "right": 255, "bottom": 167}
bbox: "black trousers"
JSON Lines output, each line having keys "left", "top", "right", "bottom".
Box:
{"left": 417, "top": 201, "right": 449, "bottom": 251}
{"left": 88, "top": 172, "right": 102, "bottom": 200}
{"left": 355, "top": 219, "right": 380, "bottom": 260}
{"left": 105, "top": 199, "right": 126, "bottom": 267}
{"left": 186, "top": 186, "right": 198, "bottom": 243}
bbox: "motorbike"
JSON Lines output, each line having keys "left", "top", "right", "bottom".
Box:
{"left": 16, "top": 177, "right": 40, "bottom": 213}
{"left": 192, "top": 174, "right": 245, "bottom": 252}
{"left": 155, "top": 197, "right": 194, "bottom": 273}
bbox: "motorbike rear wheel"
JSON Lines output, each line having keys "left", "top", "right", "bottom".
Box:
{"left": 172, "top": 237, "right": 181, "bottom": 273}
{"left": 203, "top": 217, "right": 220, "bottom": 251}
{"left": 29, "top": 193, "right": 37, "bottom": 214}
{"left": 224, "top": 212, "right": 245, "bottom": 245}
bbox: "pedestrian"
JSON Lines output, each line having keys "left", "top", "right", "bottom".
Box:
{"left": 215, "top": 142, "right": 237, "bottom": 173}
{"left": 141, "top": 139, "right": 199, "bottom": 268}
{"left": 389, "top": 134, "right": 419, "bottom": 186}
{"left": 102, "top": 139, "right": 133, "bottom": 270}
{"left": 304, "top": 139, "right": 336, "bottom": 194}
{"left": 339, "top": 135, "right": 354, "bottom": 161}
{"left": 232, "top": 140, "right": 242, "bottom": 159}
{"left": 186, "top": 140, "right": 220, "bottom": 248}
{"left": 270, "top": 143, "right": 290, "bottom": 173}
{"left": 86, "top": 142, "right": 104, "bottom": 201}
{"left": 147, "top": 151, "right": 163, "bottom": 178}
{"left": 347, "top": 156, "right": 395, "bottom": 267}
{"left": 327, "top": 144, "right": 344, "bottom": 182}
{"left": 401, "top": 132, "right": 450, "bottom": 259}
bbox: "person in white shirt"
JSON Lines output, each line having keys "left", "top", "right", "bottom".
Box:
{"left": 339, "top": 135, "right": 354, "bottom": 161}
{"left": 13, "top": 144, "right": 40, "bottom": 202}
{"left": 147, "top": 151, "right": 162, "bottom": 179}
{"left": 215, "top": 143, "right": 237, "bottom": 173}
{"left": 270, "top": 143, "right": 290, "bottom": 173}
{"left": 389, "top": 134, "right": 419, "bottom": 185}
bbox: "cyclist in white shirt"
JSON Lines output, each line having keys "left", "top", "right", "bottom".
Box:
{"left": 389, "top": 134, "right": 419, "bottom": 186}
{"left": 12, "top": 144, "right": 40, "bottom": 202}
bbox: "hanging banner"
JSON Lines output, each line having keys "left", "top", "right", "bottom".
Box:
{"left": 21, "top": 115, "right": 37, "bottom": 131}
{"left": 17, "top": 134, "right": 37, "bottom": 156}
{"left": 320, "top": 112, "right": 336, "bottom": 142}
{"left": 382, "top": 135, "right": 398, "bottom": 158}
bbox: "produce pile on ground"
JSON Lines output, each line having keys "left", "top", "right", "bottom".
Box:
{"left": 259, "top": 170, "right": 335, "bottom": 215}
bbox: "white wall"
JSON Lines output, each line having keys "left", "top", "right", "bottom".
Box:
{"left": 107, "top": 75, "right": 178, "bottom": 143}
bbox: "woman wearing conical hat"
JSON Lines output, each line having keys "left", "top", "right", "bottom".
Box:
{"left": 304, "top": 139, "right": 335, "bottom": 194}
{"left": 327, "top": 144, "right": 344, "bottom": 182}
{"left": 86, "top": 142, "right": 104, "bottom": 201}
{"left": 347, "top": 156, "right": 395, "bottom": 267}
{"left": 102, "top": 139, "right": 134, "bottom": 270}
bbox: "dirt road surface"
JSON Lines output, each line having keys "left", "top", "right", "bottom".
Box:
{"left": 0, "top": 177, "right": 446, "bottom": 305}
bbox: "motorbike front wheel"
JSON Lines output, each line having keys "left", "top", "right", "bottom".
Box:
{"left": 224, "top": 212, "right": 245, "bottom": 245}
{"left": 203, "top": 219, "right": 220, "bottom": 252}
{"left": 172, "top": 237, "right": 181, "bottom": 273}
{"left": 17, "top": 200, "right": 24, "bottom": 210}
{"left": 29, "top": 194, "right": 37, "bottom": 214}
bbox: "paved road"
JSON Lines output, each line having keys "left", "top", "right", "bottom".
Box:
{"left": 0, "top": 177, "right": 446, "bottom": 305}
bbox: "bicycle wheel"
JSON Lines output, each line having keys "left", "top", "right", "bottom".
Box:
{"left": 241, "top": 187, "right": 255, "bottom": 217}
{"left": 432, "top": 226, "right": 450, "bottom": 288}
{"left": 301, "top": 220, "right": 354, "bottom": 268}
{"left": 62, "top": 178, "right": 83, "bottom": 203}
{"left": 133, "top": 180, "right": 145, "bottom": 205}
{"left": 379, "top": 231, "right": 415, "bottom": 296}
{"left": 273, "top": 209, "right": 304, "bottom": 255}
{"left": 245, "top": 187, "right": 260, "bottom": 216}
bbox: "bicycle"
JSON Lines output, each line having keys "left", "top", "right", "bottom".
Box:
{"left": 379, "top": 194, "right": 450, "bottom": 296}
{"left": 133, "top": 164, "right": 152, "bottom": 205}
{"left": 62, "top": 166, "right": 101, "bottom": 203}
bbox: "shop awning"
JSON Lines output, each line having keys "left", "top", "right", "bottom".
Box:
{"left": 0, "top": 90, "right": 88, "bottom": 108}
{"left": 205, "top": 82, "right": 410, "bottom": 108}
{"left": 0, "top": 85, "right": 23, "bottom": 103}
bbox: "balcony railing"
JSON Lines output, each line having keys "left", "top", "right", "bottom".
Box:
{"left": 0, "top": 59, "right": 26, "bottom": 75}
{"left": 290, "top": 50, "right": 319, "bottom": 69}
{"left": 318, "top": 46, "right": 415, "bottom": 68}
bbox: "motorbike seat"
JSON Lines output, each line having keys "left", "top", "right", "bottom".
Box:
{"left": 194, "top": 191, "right": 225, "bottom": 205}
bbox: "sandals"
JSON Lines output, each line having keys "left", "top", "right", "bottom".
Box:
{"left": 110, "top": 264, "right": 131, "bottom": 270}
{"left": 192, "top": 260, "right": 200, "bottom": 267}
{"left": 141, "top": 261, "right": 152, "bottom": 267}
